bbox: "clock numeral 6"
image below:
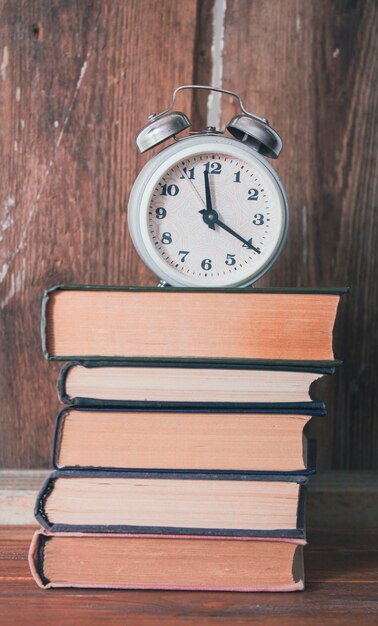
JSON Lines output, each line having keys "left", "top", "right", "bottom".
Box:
{"left": 201, "top": 258, "right": 212, "bottom": 270}
{"left": 160, "top": 183, "right": 179, "bottom": 196}
{"left": 253, "top": 213, "right": 265, "bottom": 225}
{"left": 204, "top": 161, "right": 222, "bottom": 175}
{"left": 225, "top": 253, "right": 236, "bottom": 266}
{"left": 161, "top": 232, "right": 172, "bottom": 244}
{"left": 248, "top": 188, "right": 259, "bottom": 201}
{"left": 179, "top": 250, "right": 189, "bottom": 262}
{"left": 155, "top": 207, "right": 167, "bottom": 219}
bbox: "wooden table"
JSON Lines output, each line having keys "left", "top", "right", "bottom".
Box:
{"left": 1, "top": 526, "right": 377, "bottom": 625}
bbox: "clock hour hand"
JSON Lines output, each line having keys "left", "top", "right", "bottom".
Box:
{"left": 199, "top": 208, "right": 261, "bottom": 254}
{"left": 215, "top": 219, "right": 261, "bottom": 254}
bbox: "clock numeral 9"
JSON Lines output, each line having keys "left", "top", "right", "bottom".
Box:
{"left": 248, "top": 188, "right": 259, "bottom": 201}
{"left": 161, "top": 232, "right": 172, "bottom": 244}
{"left": 253, "top": 213, "right": 265, "bottom": 225}
{"left": 155, "top": 207, "right": 167, "bottom": 219}
{"left": 179, "top": 250, "right": 189, "bottom": 262}
{"left": 204, "top": 161, "right": 222, "bottom": 175}
{"left": 225, "top": 253, "right": 236, "bottom": 266}
{"left": 201, "top": 258, "right": 212, "bottom": 270}
{"left": 160, "top": 183, "right": 179, "bottom": 196}
{"left": 180, "top": 167, "right": 195, "bottom": 180}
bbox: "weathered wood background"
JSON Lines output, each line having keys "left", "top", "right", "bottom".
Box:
{"left": 0, "top": 0, "right": 377, "bottom": 469}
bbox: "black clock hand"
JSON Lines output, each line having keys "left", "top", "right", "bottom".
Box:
{"left": 215, "top": 219, "right": 261, "bottom": 253}
{"left": 199, "top": 208, "right": 261, "bottom": 254}
{"left": 203, "top": 170, "right": 216, "bottom": 230}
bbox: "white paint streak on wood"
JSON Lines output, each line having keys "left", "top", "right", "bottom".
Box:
{"left": 0, "top": 263, "right": 9, "bottom": 282}
{"left": 15, "top": 86, "right": 21, "bottom": 101}
{"left": 207, "top": 0, "right": 226, "bottom": 129}
{"left": 0, "top": 45, "right": 8, "bottom": 81}
{"left": 55, "top": 54, "right": 89, "bottom": 151}
{"left": 5, "top": 52, "right": 91, "bottom": 268}
{"left": 1, "top": 196, "right": 15, "bottom": 232}
{"left": 1, "top": 258, "right": 26, "bottom": 308}
{"left": 333, "top": 48, "right": 340, "bottom": 58}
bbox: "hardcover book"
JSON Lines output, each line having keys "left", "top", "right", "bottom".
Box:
{"left": 42, "top": 285, "right": 346, "bottom": 362}
{"left": 52, "top": 406, "right": 319, "bottom": 474}
{"left": 29, "top": 530, "right": 306, "bottom": 592}
{"left": 58, "top": 360, "right": 334, "bottom": 408}
{"left": 35, "top": 471, "right": 307, "bottom": 537}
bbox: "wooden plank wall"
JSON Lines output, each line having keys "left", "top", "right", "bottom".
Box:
{"left": 0, "top": 0, "right": 376, "bottom": 469}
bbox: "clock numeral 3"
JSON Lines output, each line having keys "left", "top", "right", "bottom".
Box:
{"left": 253, "top": 213, "right": 265, "bottom": 225}
{"left": 225, "top": 253, "right": 236, "bottom": 266}
{"left": 155, "top": 207, "right": 167, "bottom": 219}
{"left": 204, "top": 161, "right": 222, "bottom": 175}
{"left": 161, "top": 232, "right": 172, "bottom": 244}
{"left": 201, "top": 258, "right": 212, "bottom": 270}
{"left": 160, "top": 183, "right": 179, "bottom": 196}
{"left": 248, "top": 188, "right": 259, "bottom": 201}
{"left": 178, "top": 250, "right": 189, "bottom": 262}
{"left": 180, "top": 167, "right": 195, "bottom": 180}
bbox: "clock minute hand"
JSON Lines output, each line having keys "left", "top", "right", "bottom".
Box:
{"left": 203, "top": 170, "right": 216, "bottom": 230}
{"left": 214, "top": 217, "right": 261, "bottom": 254}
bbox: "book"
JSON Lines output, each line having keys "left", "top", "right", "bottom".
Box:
{"left": 29, "top": 530, "right": 306, "bottom": 591}
{"left": 42, "top": 285, "right": 346, "bottom": 362}
{"left": 52, "top": 406, "right": 319, "bottom": 473}
{"left": 58, "top": 360, "right": 334, "bottom": 408}
{"left": 35, "top": 471, "right": 306, "bottom": 537}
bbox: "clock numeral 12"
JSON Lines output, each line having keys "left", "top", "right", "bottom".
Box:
{"left": 204, "top": 161, "right": 222, "bottom": 175}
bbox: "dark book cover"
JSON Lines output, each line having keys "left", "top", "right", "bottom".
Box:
{"left": 52, "top": 405, "right": 318, "bottom": 475}
{"left": 41, "top": 284, "right": 348, "bottom": 363}
{"left": 58, "top": 359, "right": 335, "bottom": 408}
{"left": 34, "top": 469, "right": 307, "bottom": 538}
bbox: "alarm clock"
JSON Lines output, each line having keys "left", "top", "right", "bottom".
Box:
{"left": 128, "top": 85, "right": 288, "bottom": 288}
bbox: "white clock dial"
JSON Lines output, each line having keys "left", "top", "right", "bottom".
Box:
{"left": 128, "top": 136, "right": 288, "bottom": 287}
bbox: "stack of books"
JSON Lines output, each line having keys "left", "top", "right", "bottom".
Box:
{"left": 29, "top": 285, "right": 344, "bottom": 591}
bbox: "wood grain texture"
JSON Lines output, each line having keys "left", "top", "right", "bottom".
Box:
{"left": 1, "top": 526, "right": 378, "bottom": 626}
{"left": 0, "top": 0, "right": 198, "bottom": 467}
{"left": 221, "top": 0, "right": 378, "bottom": 469}
{"left": 1, "top": 0, "right": 377, "bottom": 470}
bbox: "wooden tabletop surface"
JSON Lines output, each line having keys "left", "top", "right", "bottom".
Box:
{"left": 1, "top": 526, "right": 377, "bottom": 626}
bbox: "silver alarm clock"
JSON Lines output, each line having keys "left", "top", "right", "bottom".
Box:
{"left": 128, "top": 85, "right": 288, "bottom": 288}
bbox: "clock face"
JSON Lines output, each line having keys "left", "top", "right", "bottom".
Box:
{"left": 129, "top": 138, "right": 288, "bottom": 287}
